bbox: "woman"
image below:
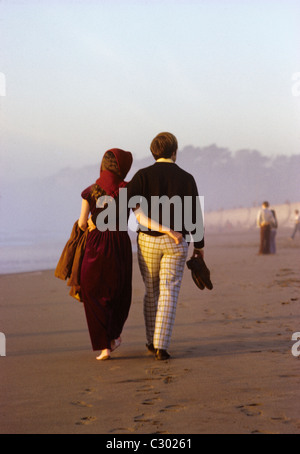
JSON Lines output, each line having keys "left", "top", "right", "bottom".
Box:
{"left": 79, "top": 148, "right": 183, "bottom": 361}
{"left": 270, "top": 208, "right": 278, "bottom": 254}
{"left": 78, "top": 149, "right": 133, "bottom": 361}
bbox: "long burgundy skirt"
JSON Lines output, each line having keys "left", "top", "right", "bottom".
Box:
{"left": 80, "top": 229, "right": 132, "bottom": 351}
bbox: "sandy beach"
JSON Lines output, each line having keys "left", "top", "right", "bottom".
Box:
{"left": 0, "top": 229, "right": 299, "bottom": 434}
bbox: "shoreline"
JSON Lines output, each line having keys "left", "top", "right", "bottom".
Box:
{"left": 0, "top": 225, "right": 297, "bottom": 277}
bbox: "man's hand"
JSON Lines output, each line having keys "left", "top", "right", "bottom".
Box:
{"left": 168, "top": 230, "right": 183, "bottom": 245}
{"left": 193, "top": 247, "right": 204, "bottom": 258}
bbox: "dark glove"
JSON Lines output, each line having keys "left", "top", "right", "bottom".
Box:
{"left": 186, "top": 255, "right": 213, "bottom": 290}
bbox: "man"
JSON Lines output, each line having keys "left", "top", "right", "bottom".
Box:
{"left": 127, "top": 132, "right": 204, "bottom": 360}
{"left": 290, "top": 209, "right": 300, "bottom": 239}
{"left": 256, "top": 201, "right": 276, "bottom": 254}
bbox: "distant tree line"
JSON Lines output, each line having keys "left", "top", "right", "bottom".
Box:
{"left": 176, "top": 144, "right": 299, "bottom": 211}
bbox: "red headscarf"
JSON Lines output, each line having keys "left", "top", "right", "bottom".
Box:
{"left": 95, "top": 148, "right": 133, "bottom": 196}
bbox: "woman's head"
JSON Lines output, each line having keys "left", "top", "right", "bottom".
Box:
{"left": 101, "top": 150, "right": 121, "bottom": 177}
{"left": 101, "top": 148, "right": 133, "bottom": 180}
{"left": 150, "top": 132, "right": 178, "bottom": 160}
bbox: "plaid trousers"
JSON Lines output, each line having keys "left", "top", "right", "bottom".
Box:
{"left": 137, "top": 232, "right": 188, "bottom": 350}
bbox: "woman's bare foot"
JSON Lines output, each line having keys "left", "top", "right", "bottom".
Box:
{"left": 111, "top": 337, "right": 122, "bottom": 352}
{"left": 96, "top": 349, "right": 111, "bottom": 361}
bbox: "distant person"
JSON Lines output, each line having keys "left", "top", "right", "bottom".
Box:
{"left": 78, "top": 149, "right": 133, "bottom": 360}
{"left": 256, "top": 201, "right": 276, "bottom": 254}
{"left": 290, "top": 209, "right": 300, "bottom": 240}
{"left": 269, "top": 208, "right": 278, "bottom": 254}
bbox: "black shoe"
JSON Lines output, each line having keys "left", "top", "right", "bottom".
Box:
{"left": 146, "top": 343, "right": 156, "bottom": 354}
{"left": 155, "top": 349, "right": 171, "bottom": 361}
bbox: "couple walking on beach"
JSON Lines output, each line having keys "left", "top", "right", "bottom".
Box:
{"left": 77, "top": 132, "right": 204, "bottom": 361}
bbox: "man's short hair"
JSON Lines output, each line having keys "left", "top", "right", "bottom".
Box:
{"left": 150, "top": 132, "right": 178, "bottom": 160}
{"left": 262, "top": 201, "right": 269, "bottom": 208}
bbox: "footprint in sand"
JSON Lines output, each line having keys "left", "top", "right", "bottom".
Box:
{"left": 270, "top": 416, "right": 291, "bottom": 423}
{"left": 142, "top": 397, "right": 161, "bottom": 406}
{"left": 117, "top": 377, "right": 161, "bottom": 384}
{"left": 152, "top": 430, "right": 170, "bottom": 434}
{"left": 136, "top": 384, "right": 155, "bottom": 393}
{"left": 72, "top": 388, "right": 97, "bottom": 425}
{"left": 71, "top": 401, "right": 93, "bottom": 408}
{"left": 163, "top": 376, "right": 174, "bottom": 384}
{"left": 251, "top": 429, "right": 279, "bottom": 434}
{"left": 109, "top": 427, "right": 135, "bottom": 434}
{"left": 277, "top": 268, "right": 294, "bottom": 276}
{"left": 237, "top": 403, "right": 262, "bottom": 417}
{"left": 160, "top": 404, "right": 185, "bottom": 413}
{"left": 134, "top": 413, "right": 154, "bottom": 423}
{"left": 83, "top": 388, "right": 95, "bottom": 394}
{"left": 76, "top": 416, "right": 97, "bottom": 425}
{"left": 146, "top": 366, "right": 176, "bottom": 384}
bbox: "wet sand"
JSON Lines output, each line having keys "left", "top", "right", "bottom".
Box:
{"left": 0, "top": 229, "right": 299, "bottom": 434}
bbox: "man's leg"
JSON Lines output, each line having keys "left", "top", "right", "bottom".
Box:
{"left": 137, "top": 233, "right": 162, "bottom": 346}
{"left": 154, "top": 237, "right": 188, "bottom": 351}
{"left": 291, "top": 224, "right": 299, "bottom": 239}
{"left": 260, "top": 225, "right": 270, "bottom": 254}
{"left": 259, "top": 227, "right": 264, "bottom": 254}
{"left": 263, "top": 225, "right": 271, "bottom": 253}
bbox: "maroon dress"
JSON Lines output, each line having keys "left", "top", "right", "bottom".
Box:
{"left": 80, "top": 149, "right": 133, "bottom": 351}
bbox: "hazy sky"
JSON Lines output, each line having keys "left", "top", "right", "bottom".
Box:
{"left": 0, "top": 0, "right": 299, "bottom": 179}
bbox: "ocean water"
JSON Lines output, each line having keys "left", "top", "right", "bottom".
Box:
{"left": 0, "top": 231, "right": 66, "bottom": 275}
{"left": 0, "top": 227, "right": 138, "bottom": 275}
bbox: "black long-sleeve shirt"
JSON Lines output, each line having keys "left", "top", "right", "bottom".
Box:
{"left": 127, "top": 162, "right": 204, "bottom": 249}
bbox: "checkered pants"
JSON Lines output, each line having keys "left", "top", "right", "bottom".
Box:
{"left": 137, "top": 232, "right": 189, "bottom": 350}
